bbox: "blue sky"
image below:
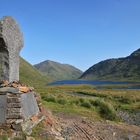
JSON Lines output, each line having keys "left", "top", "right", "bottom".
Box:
{"left": 0, "top": 0, "right": 140, "bottom": 71}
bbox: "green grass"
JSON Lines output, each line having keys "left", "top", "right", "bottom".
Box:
{"left": 19, "top": 57, "right": 50, "bottom": 89}
{"left": 0, "top": 135, "right": 8, "bottom": 140}
{"left": 40, "top": 84, "right": 140, "bottom": 121}
{"left": 93, "top": 99, "right": 117, "bottom": 120}
{"left": 18, "top": 59, "right": 140, "bottom": 121}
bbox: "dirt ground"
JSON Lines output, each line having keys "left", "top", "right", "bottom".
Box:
{"left": 50, "top": 112, "right": 140, "bottom": 140}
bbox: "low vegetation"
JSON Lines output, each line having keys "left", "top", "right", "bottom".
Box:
{"left": 19, "top": 57, "right": 50, "bottom": 88}
{"left": 40, "top": 84, "right": 140, "bottom": 121}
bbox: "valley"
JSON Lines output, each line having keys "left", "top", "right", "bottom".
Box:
{"left": 18, "top": 49, "right": 140, "bottom": 140}
{"left": 31, "top": 84, "right": 140, "bottom": 140}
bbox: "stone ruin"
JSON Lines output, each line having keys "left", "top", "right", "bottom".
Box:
{"left": 0, "top": 16, "right": 23, "bottom": 82}
{"left": 0, "top": 16, "right": 43, "bottom": 135}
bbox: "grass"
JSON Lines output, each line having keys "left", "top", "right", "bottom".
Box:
{"left": 19, "top": 57, "right": 50, "bottom": 88}
{"left": 0, "top": 135, "right": 8, "bottom": 140}
{"left": 18, "top": 57, "right": 140, "bottom": 120}
{"left": 94, "top": 99, "right": 117, "bottom": 120}
{"left": 40, "top": 84, "right": 140, "bottom": 121}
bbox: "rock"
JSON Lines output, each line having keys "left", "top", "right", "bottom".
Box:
{"left": 0, "top": 95, "right": 6, "bottom": 123}
{"left": 21, "top": 92, "right": 39, "bottom": 119}
{"left": 11, "top": 123, "right": 22, "bottom": 131}
{"left": 7, "top": 97, "right": 21, "bottom": 103}
{"left": 0, "top": 16, "right": 23, "bottom": 82}
{"left": 7, "top": 103, "right": 21, "bottom": 108}
{"left": 26, "top": 136, "right": 35, "bottom": 140}
{"left": 0, "top": 80, "right": 9, "bottom": 87}
{"left": 19, "top": 86, "right": 30, "bottom": 93}
{"left": 0, "top": 87, "right": 19, "bottom": 94}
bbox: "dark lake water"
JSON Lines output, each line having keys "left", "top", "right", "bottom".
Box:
{"left": 48, "top": 80, "right": 140, "bottom": 90}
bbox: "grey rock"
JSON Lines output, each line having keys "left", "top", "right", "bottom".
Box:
{"left": 0, "top": 87, "right": 19, "bottom": 93}
{"left": 6, "top": 114, "right": 22, "bottom": 119}
{"left": 11, "top": 123, "right": 22, "bottom": 131}
{"left": 7, "top": 103, "right": 21, "bottom": 108}
{"left": 0, "top": 95, "right": 6, "bottom": 123}
{"left": 0, "top": 16, "right": 23, "bottom": 82}
{"left": 7, "top": 97, "right": 21, "bottom": 103}
{"left": 21, "top": 92, "right": 39, "bottom": 119}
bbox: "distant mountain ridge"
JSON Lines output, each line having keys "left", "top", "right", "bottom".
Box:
{"left": 34, "top": 60, "right": 83, "bottom": 81}
{"left": 80, "top": 48, "right": 140, "bottom": 82}
{"left": 19, "top": 57, "right": 50, "bottom": 88}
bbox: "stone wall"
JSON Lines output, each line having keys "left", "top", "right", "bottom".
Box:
{"left": 0, "top": 94, "right": 6, "bottom": 123}
{"left": 0, "top": 86, "right": 40, "bottom": 132}
{"left": 6, "top": 93, "right": 22, "bottom": 123}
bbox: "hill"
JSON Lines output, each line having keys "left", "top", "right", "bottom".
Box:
{"left": 34, "top": 60, "right": 83, "bottom": 81}
{"left": 19, "top": 57, "right": 50, "bottom": 88}
{"left": 80, "top": 48, "right": 140, "bottom": 82}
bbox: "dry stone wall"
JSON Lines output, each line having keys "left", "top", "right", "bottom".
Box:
{"left": 0, "top": 81, "right": 42, "bottom": 133}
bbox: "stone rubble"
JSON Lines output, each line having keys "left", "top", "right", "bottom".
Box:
{"left": 0, "top": 80, "right": 44, "bottom": 135}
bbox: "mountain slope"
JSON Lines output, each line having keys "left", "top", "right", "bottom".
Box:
{"left": 34, "top": 60, "right": 83, "bottom": 81}
{"left": 80, "top": 48, "right": 140, "bottom": 82}
{"left": 19, "top": 57, "right": 50, "bottom": 88}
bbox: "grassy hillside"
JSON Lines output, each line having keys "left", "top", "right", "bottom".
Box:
{"left": 19, "top": 57, "right": 50, "bottom": 89}
{"left": 34, "top": 60, "right": 83, "bottom": 81}
{"left": 80, "top": 48, "right": 140, "bottom": 82}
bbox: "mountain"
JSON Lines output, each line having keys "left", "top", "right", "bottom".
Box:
{"left": 80, "top": 48, "right": 140, "bottom": 82}
{"left": 34, "top": 60, "right": 83, "bottom": 81}
{"left": 19, "top": 57, "right": 50, "bottom": 88}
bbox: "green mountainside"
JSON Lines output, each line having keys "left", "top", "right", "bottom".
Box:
{"left": 34, "top": 60, "right": 83, "bottom": 81}
{"left": 80, "top": 48, "right": 140, "bottom": 82}
{"left": 19, "top": 57, "right": 50, "bottom": 88}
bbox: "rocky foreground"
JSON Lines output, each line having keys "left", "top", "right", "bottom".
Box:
{"left": 29, "top": 111, "right": 140, "bottom": 140}
{"left": 0, "top": 81, "right": 139, "bottom": 140}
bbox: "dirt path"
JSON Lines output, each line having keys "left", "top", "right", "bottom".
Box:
{"left": 56, "top": 113, "right": 140, "bottom": 140}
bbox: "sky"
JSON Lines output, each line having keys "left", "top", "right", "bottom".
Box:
{"left": 0, "top": 0, "right": 140, "bottom": 71}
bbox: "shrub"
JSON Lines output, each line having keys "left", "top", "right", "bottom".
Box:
{"left": 70, "top": 100, "right": 80, "bottom": 105}
{"left": 89, "top": 99, "right": 98, "bottom": 106}
{"left": 97, "top": 100, "right": 117, "bottom": 120}
{"left": 80, "top": 101, "right": 91, "bottom": 108}
{"left": 57, "top": 99, "right": 67, "bottom": 105}
{"left": 91, "top": 99, "right": 101, "bottom": 106}
{"left": 118, "top": 97, "right": 133, "bottom": 104}
{"left": 79, "top": 98, "right": 85, "bottom": 103}
{"left": 42, "top": 95, "right": 56, "bottom": 103}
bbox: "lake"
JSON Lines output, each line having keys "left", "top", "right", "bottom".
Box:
{"left": 48, "top": 80, "right": 140, "bottom": 90}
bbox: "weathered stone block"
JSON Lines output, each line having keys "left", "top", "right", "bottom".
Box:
{"left": 0, "top": 95, "right": 6, "bottom": 123}
{"left": 7, "top": 108, "right": 21, "bottom": 113}
{"left": 7, "top": 92, "right": 20, "bottom": 97}
{"left": 21, "top": 92, "right": 39, "bottom": 119}
{"left": 0, "top": 16, "right": 23, "bottom": 82}
{"left": 7, "top": 112, "right": 21, "bottom": 117}
{"left": 6, "top": 114, "right": 22, "bottom": 119}
{"left": 0, "top": 87, "right": 19, "bottom": 93}
{"left": 6, "top": 119, "right": 23, "bottom": 124}
{"left": 7, "top": 97, "right": 21, "bottom": 103}
{"left": 7, "top": 103, "right": 21, "bottom": 108}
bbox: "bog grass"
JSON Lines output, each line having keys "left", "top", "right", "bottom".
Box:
{"left": 40, "top": 84, "right": 140, "bottom": 121}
